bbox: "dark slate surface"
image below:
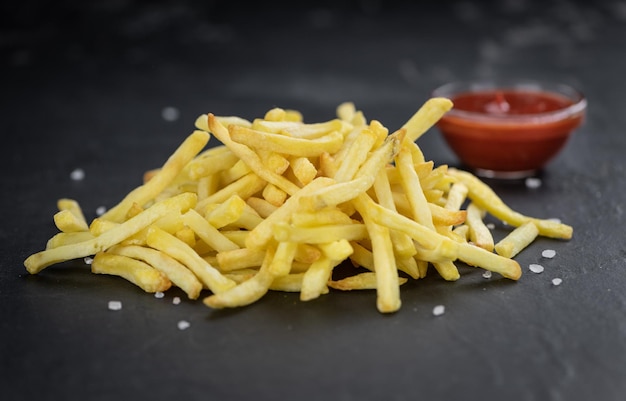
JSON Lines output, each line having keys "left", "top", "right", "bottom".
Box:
{"left": 2, "top": 1, "right": 625, "bottom": 400}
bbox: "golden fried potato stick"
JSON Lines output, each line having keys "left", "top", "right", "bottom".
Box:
{"left": 182, "top": 209, "right": 239, "bottom": 252}
{"left": 187, "top": 146, "right": 239, "bottom": 180}
{"left": 273, "top": 221, "right": 367, "bottom": 244}
{"left": 289, "top": 156, "right": 317, "bottom": 186}
{"left": 299, "top": 240, "right": 353, "bottom": 301}
{"left": 354, "top": 194, "right": 402, "bottom": 313}
{"left": 251, "top": 118, "right": 349, "bottom": 139}
{"left": 108, "top": 244, "right": 203, "bottom": 299}
{"left": 53, "top": 210, "right": 89, "bottom": 233}
{"left": 466, "top": 203, "right": 494, "bottom": 251}
{"left": 145, "top": 226, "right": 236, "bottom": 294}
{"left": 46, "top": 232, "right": 95, "bottom": 249}
{"left": 203, "top": 247, "right": 275, "bottom": 308}
{"left": 207, "top": 113, "right": 301, "bottom": 196}
{"left": 55, "top": 199, "right": 89, "bottom": 232}
{"left": 495, "top": 221, "right": 540, "bottom": 258}
{"left": 196, "top": 173, "right": 266, "bottom": 211}
{"left": 215, "top": 248, "right": 266, "bottom": 272}
{"left": 268, "top": 241, "right": 298, "bottom": 277}
{"left": 91, "top": 252, "right": 172, "bottom": 293}
{"left": 444, "top": 182, "right": 469, "bottom": 212}
{"left": 195, "top": 114, "right": 252, "bottom": 132}
{"left": 328, "top": 272, "right": 408, "bottom": 291}
{"left": 332, "top": 126, "right": 378, "bottom": 182}
{"left": 395, "top": 143, "right": 435, "bottom": 230}
{"left": 401, "top": 97, "right": 453, "bottom": 143}
{"left": 24, "top": 192, "right": 197, "bottom": 274}
{"left": 101, "top": 130, "right": 210, "bottom": 223}
{"left": 448, "top": 168, "right": 573, "bottom": 239}
{"left": 269, "top": 273, "right": 305, "bottom": 292}
{"left": 229, "top": 125, "right": 344, "bottom": 157}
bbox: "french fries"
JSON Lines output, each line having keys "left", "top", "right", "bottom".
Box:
{"left": 23, "top": 98, "right": 573, "bottom": 314}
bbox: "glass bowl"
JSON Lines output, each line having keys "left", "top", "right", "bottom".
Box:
{"left": 432, "top": 79, "right": 587, "bottom": 179}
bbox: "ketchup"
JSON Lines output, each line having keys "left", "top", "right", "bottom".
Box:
{"left": 436, "top": 88, "right": 585, "bottom": 175}
{"left": 451, "top": 90, "right": 574, "bottom": 116}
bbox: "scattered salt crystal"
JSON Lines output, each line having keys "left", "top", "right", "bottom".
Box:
{"left": 95, "top": 206, "right": 107, "bottom": 216}
{"left": 177, "top": 320, "right": 191, "bottom": 330}
{"left": 547, "top": 217, "right": 562, "bottom": 224}
{"left": 432, "top": 305, "right": 445, "bottom": 316}
{"left": 542, "top": 249, "right": 556, "bottom": 258}
{"left": 482, "top": 270, "right": 492, "bottom": 279}
{"left": 84, "top": 256, "right": 93, "bottom": 265}
{"left": 529, "top": 264, "right": 544, "bottom": 273}
{"left": 70, "top": 168, "right": 85, "bottom": 181}
{"left": 172, "top": 296, "right": 181, "bottom": 305}
{"left": 525, "top": 177, "right": 542, "bottom": 189}
{"left": 108, "top": 300, "right": 122, "bottom": 311}
{"left": 486, "top": 223, "right": 495, "bottom": 229}
{"left": 161, "top": 106, "right": 180, "bottom": 122}
{"left": 552, "top": 278, "right": 563, "bottom": 286}
{"left": 154, "top": 291, "right": 165, "bottom": 299}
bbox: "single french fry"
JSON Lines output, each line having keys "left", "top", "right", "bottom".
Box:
{"left": 182, "top": 209, "right": 239, "bottom": 252}
{"left": 229, "top": 125, "right": 344, "bottom": 157}
{"left": 108, "top": 244, "right": 203, "bottom": 299}
{"left": 328, "top": 272, "right": 408, "bottom": 291}
{"left": 91, "top": 252, "right": 172, "bottom": 293}
{"left": 101, "top": 130, "right": 209, "bottom": 222}
{"left": 401, "top": 97, "right": 454, "bottom": 142}
{"left": 46, "top": 231, "right": 95, "bottom": 249}
{"left": 56, "top": 199, "right": 88, "bottom": 231}
{"left": 273, "top": 221, "right": 367, "bottom": 244}
{"left": 466, "top": 202, "right": 494, "bottom": 251}
{"left": 495, "top": 221, "right": 540, "bottom": 258}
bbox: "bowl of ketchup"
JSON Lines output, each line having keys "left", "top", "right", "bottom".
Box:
{"left": 432, "top": 80, "right": 587, "bottom": 179}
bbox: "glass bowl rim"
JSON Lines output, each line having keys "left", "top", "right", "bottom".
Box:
{"left": 432, "top": 79, "right": 587, "bottom": 125}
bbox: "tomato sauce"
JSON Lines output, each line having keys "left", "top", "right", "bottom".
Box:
{"left": 436, "top": 89, "right": 585, "bottom": 174}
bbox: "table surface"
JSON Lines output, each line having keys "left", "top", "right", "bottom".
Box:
{"left": 2, "top": 1, "right": 626, "bottom": 400}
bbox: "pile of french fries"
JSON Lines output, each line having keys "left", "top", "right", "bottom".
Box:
{"left": 24, "top": 99, "right": 573, "bottom": 313}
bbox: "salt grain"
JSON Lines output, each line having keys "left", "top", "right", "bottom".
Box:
{"left": 154, "top": 291, "right": 165, "bottom": 299}
{"left": 95, "top": 206, "right": 107, "bottom": 216}
{"left": 84, "top": 256, "right": 93, "bottom": 265}
{"left": 432, "top": 305, "right": 445, "bottom": 316}
{"left": 552, "top": 278, "right": 563, "bottom": 286}
{"left": 482, "top": 270, "right": 492, "bottom": 279}
{"left": 542, "top": 249, "right": 556, "bottom": 258}
{"left": 177, "top": 320, "right": 190, "bottom": 330}
{"left": 161, "top": 106, "right": 180, "bottom": 122}
{"left": 486, "top": 223, "right": 495, "bottom": 229}
{"left": 108, "top": 300, "right": 122, "bottom": 311}
{"left": 529, "top": 264, "right": 544, "bottom": 273}
{"left": 172, "top": 297, "right": 181, "bottom": 305}
{"left": 70, "top": 168, "right": 85, "bottom": 181}
{"left": 525, "top": 177, "right": 542, "bottom": 189}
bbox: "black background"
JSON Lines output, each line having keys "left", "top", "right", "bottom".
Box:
{"left": 2, "top": 1, "right": 626, "bottom": 400}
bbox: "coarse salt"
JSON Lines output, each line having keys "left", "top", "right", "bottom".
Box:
{"left": 432, "top": 305, "right": 445, "bottom": 316}
{"left": 529, "top": 264, "right": 544, "bottom": 273}
{"left": 486, "top": 223, "right": 495, "bottom": 229}
{"left": 70, "top": 168, "right": 85, "bottom": 181}
{"left": 154, "top": 291, "right": 165, "bottom": 299}
{"left": 525, "top": 177, "right": 542, "bottom": 189}
{"left": 552, "top": 278, "right": 563, "bottom": 286}
{"left": 542, "top": 249, "right": 556, "bottom": 258}
{"left": 177, "top": 320, "right": 191, "bottom": 330}
{"left": 172, "top": 297, "right": 181, "bottom": 305}
{"left": 95, "top": 206, "right": 107, "bottom": 216}
{"left": 84, "top": 256, "right": 93, "bottom": 265}
{"left": 482, "top": 270, "right": 492, "bottom": 279}
{"left": 108, "top": 300, "right": 122, "bottom": 311}
{"left": 161, "top": 106, "right": 180, "bottom": 122}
